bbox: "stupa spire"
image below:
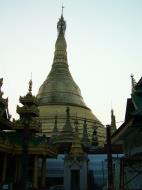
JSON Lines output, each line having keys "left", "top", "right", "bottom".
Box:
{"left": 52, "top": 8, "right": 67, "bottom": 66}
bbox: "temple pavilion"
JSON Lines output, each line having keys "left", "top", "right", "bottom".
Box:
{"left": 0, "top": 78, "right": 56, "bottom": 190}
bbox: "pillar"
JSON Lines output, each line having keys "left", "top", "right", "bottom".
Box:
{"left": 41, "top": 157, "right": 46, "bottom": 187}
{"left": 14, "top": 156, "right": 21, "bottom": 184}
{"left": 1, "top": 153, "right": 8, "bottom": 183}
{"left": 33, "top": 155, "right": 38, "bottom": 189}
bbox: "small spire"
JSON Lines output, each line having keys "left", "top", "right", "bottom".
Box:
{"left": 82, "top": 119, "right": 90, "bottom": 146}
{"left": 131, "top": 74, "right": 137, "bottom": 94}
{"left": 50, "top": 115, "right": 59, "bottom": 143}
{"left": 74, "top": 114, "right": 79, "bottom": 132}
{"left": 111, "top": 109, "right": 117, "bottom": 134}
{"left": 0, "top": 78, "right": 3, "bottom": 97}
{"left": 0, "top": 78, "right": 3, "bottom": 89}
{"left": 62, "top": 107, "right": 73, "bottom": 132}
{"left": 91, "top": 128, "right": 99, "bottom": 147}
{"left": 66, "top": 106, "right": 69, "bottom": 116}
{"left": 70, "top": 131, "right": 84, "bottom": 156}
{"left": 28, "top": 74, "right": 33, "bottom": 94}
{"left": 53, "top": 115, "right": 58, "bottom": 133}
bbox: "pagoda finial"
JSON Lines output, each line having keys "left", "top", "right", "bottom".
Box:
{"left": 131, "top": 74, "right": 137, "bottom": 94}
{"left": 28, "top": 74, "right": 33, "bottom": 94}
{"left": 0, "top": 78, "right": 3, "bottom": 97}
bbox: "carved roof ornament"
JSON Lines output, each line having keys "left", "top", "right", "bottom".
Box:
{"left": 131, "top": 74, "right": 137, "bottom": 94}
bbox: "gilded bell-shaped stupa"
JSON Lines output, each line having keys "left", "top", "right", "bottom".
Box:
{"left": 37, "top": 11, "right": 105, "bottom": 145}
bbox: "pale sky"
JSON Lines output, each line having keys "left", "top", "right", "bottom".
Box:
{"left": 0, "top": 0, "right": 142, "bottom": 127}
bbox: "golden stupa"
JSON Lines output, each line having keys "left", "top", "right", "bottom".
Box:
{"left": 37, "top": 12, "right": 105, "bottom": 145}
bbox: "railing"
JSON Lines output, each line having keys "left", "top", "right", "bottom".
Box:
{"left": 49, "top": 185, "right": 64, "bottom": 190}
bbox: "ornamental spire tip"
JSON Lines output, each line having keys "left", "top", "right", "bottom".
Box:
{"left": 61, "top": 4, "right": 64, "bottom": 16}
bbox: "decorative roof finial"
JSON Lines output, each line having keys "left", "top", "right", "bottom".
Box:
{"left": 28, "top": 73, "right": 33, "bottom": 94}
{"left": 131, "top": 74, "right": 137, "bottom": 94}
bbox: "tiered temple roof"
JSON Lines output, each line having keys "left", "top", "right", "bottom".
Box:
{"left": 112, "top": 76, "right": 142, "bottom": 146}
{"left": 0, "top": 80, "right": 56, "bottom": 157}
